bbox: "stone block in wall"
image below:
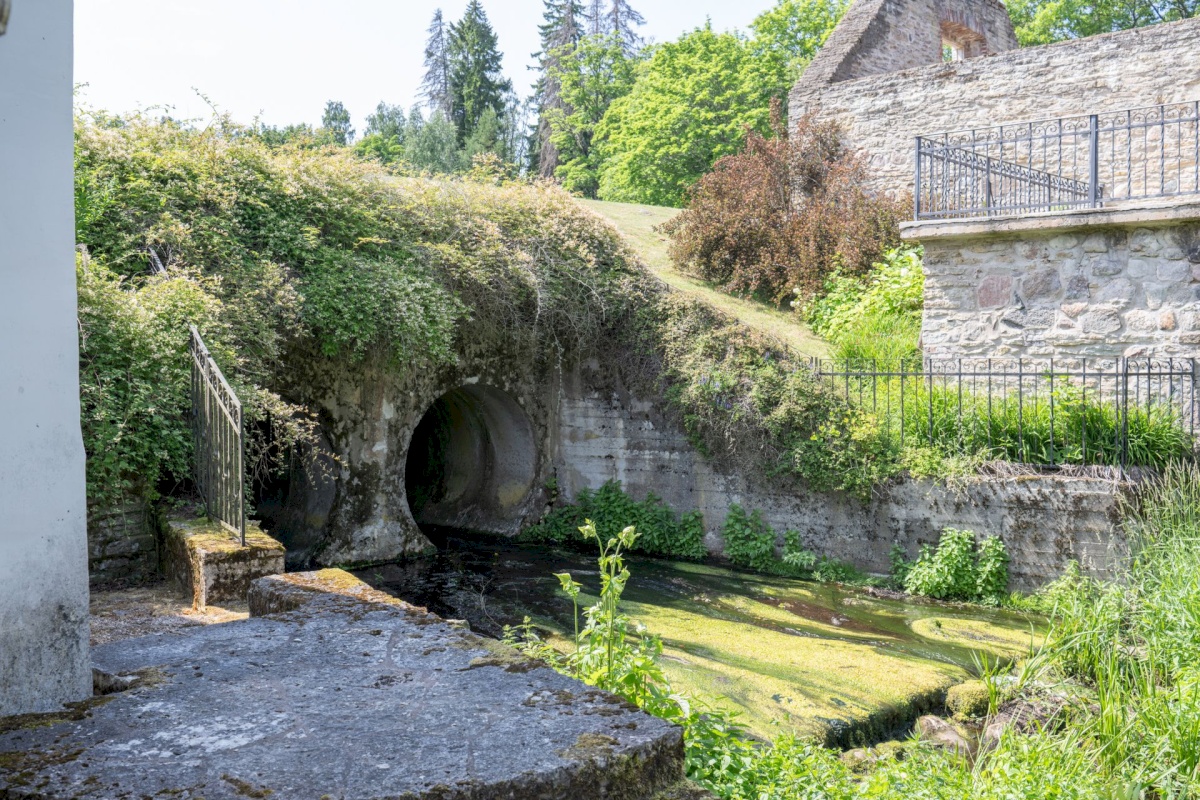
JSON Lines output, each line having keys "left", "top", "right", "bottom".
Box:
{"left": 163, "top": 517, "right": 285, "bottom": 609}
{"left": 87, "top": 498, "right": 159, "bottom": 587}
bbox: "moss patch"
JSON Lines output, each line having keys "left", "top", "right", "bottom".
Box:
{"left": 911, "top": 617, "right": 1043, "bottom": 659}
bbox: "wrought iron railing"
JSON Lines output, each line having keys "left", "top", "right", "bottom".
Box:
{"left": 915, "top": 101, "right": 1200, "bottom": 220}
{"left": 189, "top": 326, "right": 246, "bottom": 544}
{"left": 809, "top": 357, "right": 1198, "bottom": 467}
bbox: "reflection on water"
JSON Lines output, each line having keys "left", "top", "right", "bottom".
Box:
{"left": 353, "top": 528, "right": 1042, "bottom": 744}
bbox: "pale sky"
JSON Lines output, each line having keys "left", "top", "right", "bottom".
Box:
{"left": 74, "top": 1, "right": 777, "bottom": 131}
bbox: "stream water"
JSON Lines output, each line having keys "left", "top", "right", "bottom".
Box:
{"left": 353, "top": 529, "right": 1042, "bottom": 746}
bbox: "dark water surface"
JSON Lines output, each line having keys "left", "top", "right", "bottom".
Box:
{"left": 354, "top": 529, "right": 1042, "bottom": 743}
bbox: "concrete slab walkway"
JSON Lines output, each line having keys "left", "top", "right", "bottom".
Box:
{"left": 0, "top": 571, "right": 693, "bottom": 799}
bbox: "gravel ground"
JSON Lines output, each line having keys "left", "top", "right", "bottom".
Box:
{"left": 89, "top": 582, "right": 248, "bottom": 646}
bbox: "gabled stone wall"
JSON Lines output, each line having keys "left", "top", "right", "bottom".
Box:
{"left": 797, "top": 0, "right": 1017, "bottom": 90}
{"left": 791, "top": 17, "right": 1200, "bottom": 197}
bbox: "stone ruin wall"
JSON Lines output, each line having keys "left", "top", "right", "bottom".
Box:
{"left": 799, "top": 0, "right": 1018, "bottom": 89}
{"left": 791, "top": 17, "right": 1200, "bottom": 198}
{"left": 920, "top": 211, "right": 1200, "bottom": 357}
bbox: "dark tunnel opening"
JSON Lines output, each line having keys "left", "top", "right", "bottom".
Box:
{"left": 404, "top": 385, "right": 538, "bottom": 534}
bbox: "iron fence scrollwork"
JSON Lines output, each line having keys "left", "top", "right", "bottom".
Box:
{"left": 915, "top": 101, "right": 1200, "bottom": 220}
{"left": 189, "top": 326, "right": 246, "bottom": 545}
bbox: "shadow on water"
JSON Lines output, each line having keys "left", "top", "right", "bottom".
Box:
{"left": 353, "top": 527, "right": 1044, "bottom": 745}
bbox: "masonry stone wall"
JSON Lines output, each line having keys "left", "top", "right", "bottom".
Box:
{"left": 798, "top": 0, "right": 1017, "bottom": 90}
{"left": 791, "top": 17, "right": 1200, "bottom": 197}
{"left": 87, "top": 500, "right": 160, "bottom": 586}
{"left": 914, "top": 207, "right": 1200, "bottom": 357}
{"left": 553, "top": 359, "right": 1127, "bottom": 591}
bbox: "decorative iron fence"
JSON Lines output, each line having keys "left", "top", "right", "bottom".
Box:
{"left": 809, "top": 357, "right": 1199, "bottom": 467}
{"left": 189, "top": 326, "right": 246, "bottom": 545}
{"left": 915, "top": 101, "right": 1200, "bottom": 220}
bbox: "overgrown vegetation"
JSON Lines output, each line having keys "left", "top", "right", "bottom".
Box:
{"left": 664, "top": 112, "right": 907, "bottom": 305}
{"left": 74, "top": 111, "right": 652, "bottom": 505}
{"left": 897, "top": 528, "right": 1011, "bottom": 605}
{"left": 803, "top": 247, "right": 924, "bottom": 364}
{"left": 521, "top": 480, "right": 707, "bottom": 560}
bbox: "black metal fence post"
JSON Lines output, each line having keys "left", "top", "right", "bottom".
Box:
{"left": 189, "top": 326, "right": 247, "bottom": 546}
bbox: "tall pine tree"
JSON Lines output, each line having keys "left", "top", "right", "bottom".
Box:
{"left": 608, "top": 0, "right": 645, "bottom": 54}
{"left": 533, "top": 0, "right": 584, "bottom": 177}
{"left": 421, "top": 9, "right": 453, "bottom": 118}
{"left": 585, "top": 0, "right": 606, "bottom": 35}
{"left": 448, "top": 1, "right": 513, "bottom": 145}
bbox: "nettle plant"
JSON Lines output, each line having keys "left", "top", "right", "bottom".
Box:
{"left": 900, "top": 528, "right": 1010, "bottom": 605}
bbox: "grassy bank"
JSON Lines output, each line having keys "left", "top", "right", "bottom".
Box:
{"left": 579, "top": 198, "right": 829, "bottom": 356}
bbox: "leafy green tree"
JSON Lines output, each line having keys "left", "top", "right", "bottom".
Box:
{"left": 364, "top": 102, "right": 406, "bottom": 140}
{"left": 1006, "top": 0, "right": 1197, "bottom": 44}
{"left": 546, "top": 33, "right": 636, "bottom": 196}
{"left": 320, "top": 100, "right": 354, "bottom": 145}
{"left": 405, "top": 109, "right": 460, "bottom": 173}
{"left": 748, "top": 0, "right": 847, "bottom": 91}
{"left": 421, "top": 9, "right": 454, "bottom": 117}
{"left": 595, "top": 25, "right": 774, "bottom": 207}
{"left": 255, "top": 122, "right": 319, "bottom": 148}
{"left": 448, "top": 0, "right": 513, "bottom": 145}
{"left": 355, "top": 102, "right": 408, "bottom": 165}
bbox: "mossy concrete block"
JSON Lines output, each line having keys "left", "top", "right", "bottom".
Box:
{"left": 164, "top": 518, "right": 284, "bottom": 609}
{"left": 0, "top": 570, "right": 686, "bottom": 799}
{"left": 946, "top": 680, "right": 991, "bottom": 720}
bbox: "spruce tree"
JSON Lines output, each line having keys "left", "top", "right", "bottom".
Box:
{"left": 608, "top": 0, "right": 645, "bottom": 54}
{"left": 585, "top": 0, "right": 606, "bottom": 35}
{"left": 533, "top": 0, "right": 584, "bottom": 177}
{"left": 448, "top": 0, "right": 513, "bottom": 144}
{"left": 421, "top": 9, "right": 453, "bottom": 118}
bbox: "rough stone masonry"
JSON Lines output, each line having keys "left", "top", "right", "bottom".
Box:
{"left": 911, "top": 204, "right": 1200, "bottom": 357}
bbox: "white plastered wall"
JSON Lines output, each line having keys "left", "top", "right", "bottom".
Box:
{"left": 0, "top": 0, "right": 92, "bottom": 715}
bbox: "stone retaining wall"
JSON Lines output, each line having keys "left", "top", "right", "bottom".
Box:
{"left": 790, "top": 17, "right": 1200, "bottom": 197}
{"left": 909, "top": 205, "right": 1200, "bottom": 358}
{"left": 554, "top": 363, "right": 1128, "bottom": 590}
{"left": 87, "top": 499, "right": 159, "bottom": 586}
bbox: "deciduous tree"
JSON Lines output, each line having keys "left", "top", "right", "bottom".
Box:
{"left": 321, "top": 100, "right": 354, "bottom": 146}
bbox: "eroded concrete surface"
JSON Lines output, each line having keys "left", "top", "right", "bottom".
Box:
{"left": 1, "top": 572, "right": 688, "bottom": 799}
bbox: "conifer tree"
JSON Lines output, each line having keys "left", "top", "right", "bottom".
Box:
{"left": 448, "top": 0, "right": 513, "bottom": 144}
{"left": 585, "top": 0, "right": 607, "bottom": 35}
{"left": 533, "top": 0, "right": 584, "bottom": 177}
{"left": 608, "top": 0, "right": 645, "bottom": 54}
{"left": 421, "top": 9, "right": 453, "bottom": 118}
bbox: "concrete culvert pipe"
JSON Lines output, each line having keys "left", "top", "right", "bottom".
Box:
{"left": 404, "top": 385, "right": 538, "bottom": 534}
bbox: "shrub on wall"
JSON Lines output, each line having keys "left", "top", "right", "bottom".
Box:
{"left": 663, "top": 111, "right": 907, "bottom": 306}
{"left": 74, "top": 111, "right": 655, "bottom": 505}
{"left": 901, "top": 528, "right": 1010, "bottom": 604}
